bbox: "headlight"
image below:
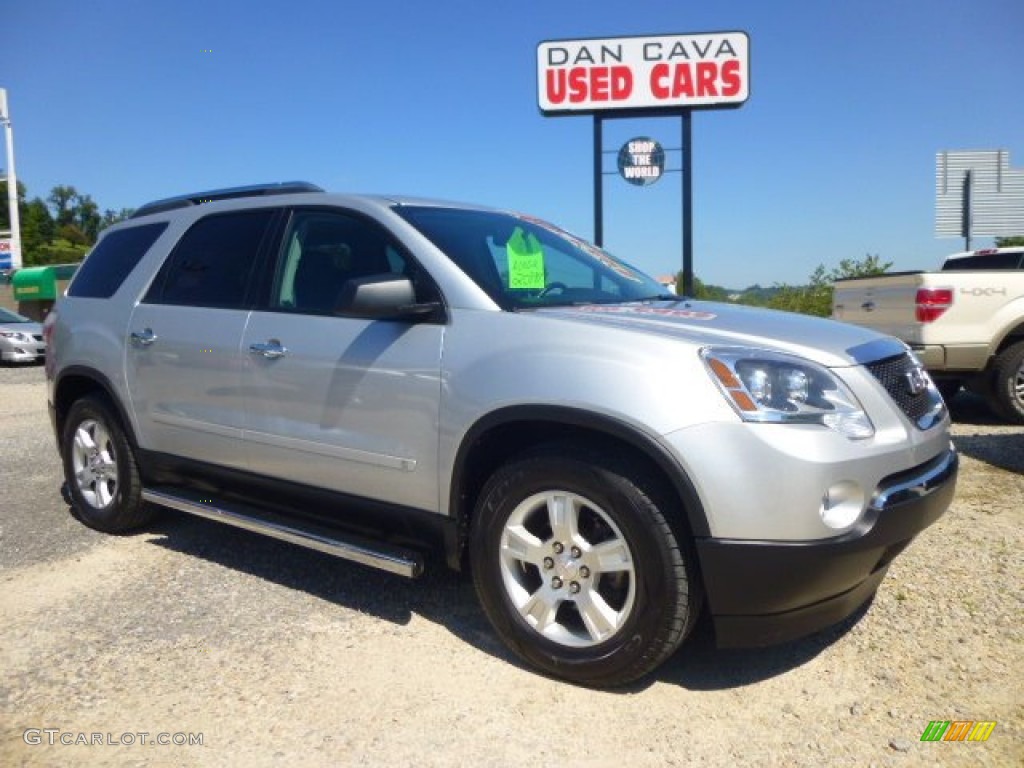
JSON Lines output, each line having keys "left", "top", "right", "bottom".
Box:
{"left": 0, "top": 331, "right": 32, "bottom": 343}
{"left": 701, "top": 347, "right": 874, "bottom": 439}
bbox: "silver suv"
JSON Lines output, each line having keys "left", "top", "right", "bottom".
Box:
{"left": 46, "top": 182, "right": 957, "bottom": 686}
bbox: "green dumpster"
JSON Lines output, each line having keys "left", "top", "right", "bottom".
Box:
{"left": 12, "top": 266, "right": 58, "bottom": 321}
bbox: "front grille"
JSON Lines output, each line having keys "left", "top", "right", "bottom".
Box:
{"left": 33, "top": 335, "right": 44, "bottom": 342}
{"left": 865, "top": 353, "right": 940, "bottom": 428}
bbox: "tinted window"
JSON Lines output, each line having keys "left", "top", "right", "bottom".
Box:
{"left": 145, "top": 210, "right": 274, "bottom": 308}
{"left": 942, "top": 252, "right": 1023, "bottom": 270}
{"left": 68, "top": 222, "right": 167, "bottom": 298}
{"left": 396, "top": 206, "right": 669, "bottom": 309}
{"left": 271, "top": 210, "right": 414, "bottom": 314}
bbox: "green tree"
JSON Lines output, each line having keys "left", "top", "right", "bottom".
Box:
{"left": 73, "top": 193, "right": 102, "bottom": 241}
{"left": 0, "top": 179, "right": 28, "bottom": 231}
{"left": 674, "top": 272, "right": 730, "bottom": 300}
{"left": 100, "top": 207, "right": 134, "bottom": 231}
{"left": 48, "top": 185, "right": 78, "bottom": 227}
{"left": 768, "top": 254, "right": 892, "bottom": 318}
{"left": 735, "top": 285, "right": 776, "bottom": 307}
{"left": 995, "top": 236, "right": 1024, "bottom": 247}
{"left": 830, "top": 253, "right": 892, "bottom": 280}
{"left": 57, "top": 223, "right": 90, "bottom": 246}
{"left": 27, "top": 237, "right": 90, "bottom": 266}
{"left": 20, "top": 198, "right": 56, "bottom": 258}
{"left": 3, "top": 180, "right": 117, "bottom": 266}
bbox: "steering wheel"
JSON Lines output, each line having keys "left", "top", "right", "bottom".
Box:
{"left": 539, "top": 282, "right": 568, "bottom": 298}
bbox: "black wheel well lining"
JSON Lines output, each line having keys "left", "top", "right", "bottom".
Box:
{"left": 53, "top": 368, "right": 137, "bottom": 456}
{"left": 995, "top": 324, "right": 1024, "bottom": 355}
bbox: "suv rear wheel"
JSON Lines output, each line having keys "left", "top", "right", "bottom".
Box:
{"left": 470, "top": 445, "right": 698, "bottom": 687}
{"left": 62, "top": 395, "right": 153, "bottom": 533}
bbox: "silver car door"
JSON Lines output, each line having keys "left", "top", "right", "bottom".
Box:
{"left": 241, "top": 209, "right": 444, "bottom": 512}
{"left": 125, "top": 209, "right": 276, "bottom": 469}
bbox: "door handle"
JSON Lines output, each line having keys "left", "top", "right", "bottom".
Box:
{"left": 249, "top": 340, "right": 287, "bottom": 359}
{"left": 861, "top": 301, "right": 876, "bottom": 312}
{"left": 130, "top": 328, "right": 158, "bottom": 346}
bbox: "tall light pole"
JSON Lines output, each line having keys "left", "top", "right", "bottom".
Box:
{"left": 1, "top": 88, "right": 23, "bottom": 271}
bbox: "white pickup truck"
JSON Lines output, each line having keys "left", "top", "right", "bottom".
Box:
{"left": 833, "top": 247, "right": 1024, "bottom": 424}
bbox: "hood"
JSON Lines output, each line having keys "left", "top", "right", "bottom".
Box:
{"left": 0, "top": 320, "right": 43, "bottom": 336}
{"left": 533, "top": 300, "right": 904, "bottom": 368}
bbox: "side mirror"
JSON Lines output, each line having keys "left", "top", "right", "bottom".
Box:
{"left": 335, "top": 274, "right": 441, "bottom": 320}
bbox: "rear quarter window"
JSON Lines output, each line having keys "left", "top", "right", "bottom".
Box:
{"left": 143, "top": 210, "right": 276, "bottom": 309}
{"left": 67, "top": 222, "right": 168, "bottom": 298}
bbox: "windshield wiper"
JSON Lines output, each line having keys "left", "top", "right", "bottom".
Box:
{"left": 630, "top": 294, "right": 681, "bottom": 302}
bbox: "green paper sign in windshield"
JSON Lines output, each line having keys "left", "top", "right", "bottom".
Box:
{"left": 507, "top": 227, "right": 545, "bottom": 289}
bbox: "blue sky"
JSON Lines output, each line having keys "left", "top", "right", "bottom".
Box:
{"left": 4, "top": 0, "right": 1022, "bottom": 288}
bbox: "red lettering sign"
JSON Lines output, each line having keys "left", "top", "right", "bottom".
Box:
{"left": 538, "top": 32, "right": 749, "bottom": 114}
{"left": 546, "top": 67, "right": 634, "bottom": 105}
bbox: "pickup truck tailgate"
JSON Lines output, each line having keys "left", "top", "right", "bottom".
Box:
{"left": 832, "top": 272, "right": 925, "bottom": 338}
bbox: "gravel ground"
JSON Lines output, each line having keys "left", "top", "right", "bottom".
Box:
{"left": 0, "top": 363, "right": 1021, "bottom": 767}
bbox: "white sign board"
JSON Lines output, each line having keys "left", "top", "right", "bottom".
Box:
{"left": 537, "top": 32, "right": 750, "bottom": 115}
{"left": 936, "top": 150, "right": 1024, "bottom": 237}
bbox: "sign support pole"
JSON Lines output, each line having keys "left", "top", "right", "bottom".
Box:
{"left": 539, "top": 32, "right": 749, "bottom": 299}
{"left": 961, "top": 169, "right": 973, "bottom": 252}
{"left": 0, "top": 88, "right": 22, "bottom": 271}
{"left": 593, "top": 115, "right": 604, "bottom": 247}
{"left": 681, "top": 110, "right": 693, "bottom": 297}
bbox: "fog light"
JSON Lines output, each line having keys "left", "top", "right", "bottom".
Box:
{"left": 820, "top": 481, "right": 864, "bottom": 529}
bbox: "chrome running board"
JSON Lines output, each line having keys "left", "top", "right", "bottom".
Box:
{"left": 142, "top": 488, "right": 423, "bottom": 578}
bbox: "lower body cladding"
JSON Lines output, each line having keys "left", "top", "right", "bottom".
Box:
{"left": 695, "top": 448, "right": 958, "bottom": 646}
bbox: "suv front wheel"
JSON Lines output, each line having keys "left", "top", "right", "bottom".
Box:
{"left": 470, "top": 445, "right": 698, "bottom": 687}
{"left": 61, "top": 395, "right": 153, "bottom": 533}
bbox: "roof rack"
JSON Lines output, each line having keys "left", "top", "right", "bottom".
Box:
{"left": 130, "top": 181, "right": 324, "bottom": 219}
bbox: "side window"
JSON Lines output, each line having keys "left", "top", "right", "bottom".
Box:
{"left": 272, "top": 210, "right": 411, "bottom": 314}
{"left": 144, "top": 210, "right": 274, "bottom": 308}
{"left": 68, "top": 222, "right": 168, "bottom": 298}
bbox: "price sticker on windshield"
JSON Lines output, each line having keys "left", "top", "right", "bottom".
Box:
{"left": 507, "top": 228, "right": 546, "bottom": 289}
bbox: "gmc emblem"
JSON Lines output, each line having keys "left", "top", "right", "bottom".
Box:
{"left": 904, "top": 366, "right": 930, "bottom": 397}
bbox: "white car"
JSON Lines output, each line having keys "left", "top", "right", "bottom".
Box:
{"left": 0, "top": 307, "right": 46, "bottom": 363}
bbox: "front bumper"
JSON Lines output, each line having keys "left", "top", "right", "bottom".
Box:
{"left": 1, "top": 341, "right": 46, "bottom": 363}
{"left": 911, "top": 343, "right": 989, "bottom": 372}
{"left": 696, "top": 447, "right": 958, "bottom": 647}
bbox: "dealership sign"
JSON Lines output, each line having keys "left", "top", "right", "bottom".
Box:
{"left": 537, "top": 32, "right": 750, "bottom": 115}
{"left": 0, "top": 238, "right": 12, "bottom": 270}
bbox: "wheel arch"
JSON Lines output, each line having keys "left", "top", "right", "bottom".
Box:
{"left": 53, "top": 366, "right": 139, "bottom": 458}
{"left": 447, "top": 405, "right": 709, "bottom": 570}
{"left": 993, "top": 319, "right": 1024, "bottom": 356}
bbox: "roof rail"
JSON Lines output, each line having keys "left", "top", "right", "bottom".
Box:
{"left": 130, "top": 181, "right": 324, "bottom": 219}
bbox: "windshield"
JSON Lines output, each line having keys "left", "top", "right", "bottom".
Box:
{"left": 0, "top": 307, "right": 31, "bottom": 324}
{"left": 395, "top": 205, "right": 673, "bottom": 309}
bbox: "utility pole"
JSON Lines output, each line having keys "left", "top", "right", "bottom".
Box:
{"left": 1, "top": 88, "right": 23, "bottom": 271}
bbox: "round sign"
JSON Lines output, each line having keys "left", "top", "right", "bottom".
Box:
{"left": 617, "top": 137, "right": 665, "bottom": 187}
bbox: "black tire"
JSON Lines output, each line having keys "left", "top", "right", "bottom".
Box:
{"left": 61, "top": 395, "right": 154, "bottom": 533}
{"left": 988, "top": 341, "right": 1024, "bottom": 425}
{"left": 469, "top": 444, "right": 699, "bottom": 687}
